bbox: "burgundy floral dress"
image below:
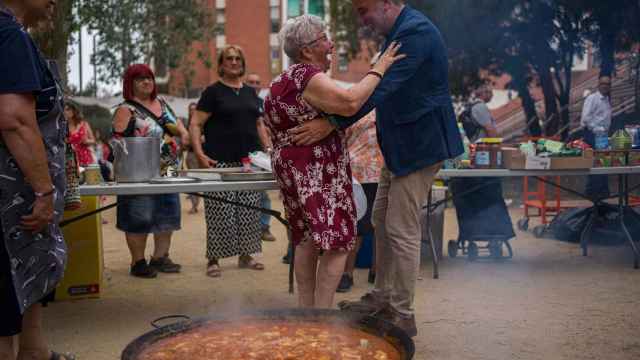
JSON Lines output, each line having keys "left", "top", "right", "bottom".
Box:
{"left": 264, "top": 63, "right": 356, "bottom": 251}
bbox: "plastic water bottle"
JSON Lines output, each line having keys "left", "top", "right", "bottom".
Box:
{"left": 594, "top": 126, "right": 609, "bottom": 150}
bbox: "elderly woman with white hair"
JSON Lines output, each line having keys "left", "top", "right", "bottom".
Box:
{"left": 263, "top": 14, "right": 403, "bottom": 308}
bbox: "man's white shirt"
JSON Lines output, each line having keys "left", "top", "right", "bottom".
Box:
{"left": 580, "top": 91, "right": 612, "bottom": 131}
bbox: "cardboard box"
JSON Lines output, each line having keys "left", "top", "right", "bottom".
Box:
{"left": 502, "top": 147, "right": 593, "bottom": 170}
{"left": 550, "top": 149, "right": 594, "bottom": 169}
{"left": 628, "top": 150, "right": 640, "bottom": 166}
{"left": 56, "top": 196, "right": 103, "bottom": 301}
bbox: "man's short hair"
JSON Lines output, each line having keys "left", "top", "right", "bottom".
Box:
{"left": 598, "top": 75, "right": 612, "bottom": 83}
{"left": 474, "top": 85, "right": 492, "bottom": 98}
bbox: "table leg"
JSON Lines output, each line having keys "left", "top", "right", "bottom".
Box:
{"left": 288, "top": 228, "right": 295, "bottom": 294}
{"left": 618, "top": 174, "right": 639, "bottom": 269}
{"left": 580, "top": 206, "right": 596, "bottom": 257}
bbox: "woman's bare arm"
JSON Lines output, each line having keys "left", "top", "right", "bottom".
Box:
{"left": 112, "top": 107, "right": 133, "bottom": 134}
{"left": 302, "top": 42, "right": 404, "bottom": 117}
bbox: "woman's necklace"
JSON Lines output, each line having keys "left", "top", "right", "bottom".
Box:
{"left": 220, "top": 79, "right": 242, "bottom": 96}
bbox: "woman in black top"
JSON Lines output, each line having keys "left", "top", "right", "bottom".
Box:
{"left": 189, "top": 45, "right": 265, "bottom": 277}
{"left": 0, "top": 1, "right": 75, "bottom": 359}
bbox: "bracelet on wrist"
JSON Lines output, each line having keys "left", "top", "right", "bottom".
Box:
{"left": 367, "top": 70, "right": 384, "bottom": 80}
{"left": 34, "top": 186, "right": 55, "bottom": 198}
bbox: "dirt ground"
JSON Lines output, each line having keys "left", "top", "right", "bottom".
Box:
{"left": 43, "top": 192, "right": 640, "bottom": 360}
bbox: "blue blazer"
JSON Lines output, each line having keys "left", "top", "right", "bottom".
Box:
{"left": 336, "top": 6, "right": 463, "bottom": 177}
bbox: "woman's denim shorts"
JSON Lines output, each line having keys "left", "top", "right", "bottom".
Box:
{"left": 116, "top": 194, "right": 181, "bottom": 234}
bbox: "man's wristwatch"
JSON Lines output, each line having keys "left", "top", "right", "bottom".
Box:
{"left": 34, "top": 186, "right": 55, "bottom": 198}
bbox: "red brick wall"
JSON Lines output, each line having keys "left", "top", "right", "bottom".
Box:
{"left": 169, "top": 0, "right": 274, "bottom": 97}
{"left": 226, "top": 0, "right": 272, "bottom": 87}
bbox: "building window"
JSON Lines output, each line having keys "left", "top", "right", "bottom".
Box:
{"left": 215, "top": 0, "right": 225, "bottom": 9}
{"left": 287, "top": 0, "right": 324, "bottom": 19}
{"left": 270, "top": 3, "right": 281, "bottom": 33}
{"left": 338, "top": 51, "right": 349, "bottom": 73}
{"left": 214, "top": 8, "right": 225, "bottom": 35}
{"left": 288, "top": 0, "right": 302, "bottom": 18}
{"left": 216, "top": 35, "right": 226, "bottom": 49}
{"left": 270, "top": 33, "right": 281, "bottom": 75}
{"left": 271, "top": 46, "right": 281, "bottom": 75}
{"left": 308, "top": 0, "right": 324, "bottom": 17}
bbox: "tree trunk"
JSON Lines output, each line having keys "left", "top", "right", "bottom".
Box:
{"left": 557, "top": 64, "right": 573, "bottom": 141}
{"left": 513, "top": 77, "right": 541, "bottom": 136}
{"left": 537, "top": 66, "right": 560, "bottom": 136}
{"left": 599, "top": 30, "right": 616, "bottom": 77}
{"left": 521, "top": 88, "right": 541, "bottom": 137}
{"left": 635, "top": 51, "right": 640, "bottom": 114}
{"left": 30, "top": 0, "right": 74, "bottom": 88}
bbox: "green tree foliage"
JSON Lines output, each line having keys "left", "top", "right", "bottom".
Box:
{"left": 31, "top": 0, "right": 77, "bottom": 87}
{"left": 79, "top": 0, "right": 210, "bottom": 84}
{"left": 327, "top": 0, "right": 639, "bottom": 139}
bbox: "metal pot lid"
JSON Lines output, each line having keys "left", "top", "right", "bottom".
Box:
{"left": 148, "top": 176, "right": 201, "bottom": 184}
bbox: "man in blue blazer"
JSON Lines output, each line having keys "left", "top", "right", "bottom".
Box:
{"left": 291, "top": 0, "right": 462, "bottom": 337}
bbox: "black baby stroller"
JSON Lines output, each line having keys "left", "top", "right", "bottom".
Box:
{"left": 447, "top": 177, "right": 515, "bottom": 260}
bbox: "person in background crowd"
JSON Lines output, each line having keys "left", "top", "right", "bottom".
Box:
{"left": 93, "top": 128, "right": 113, "bottom": 224}
{"left": 246, "top": 72, "right": 277, "bottom": 242}
{"left": 0, "top": 0, "right": 75, "bottom": 359}
{"left": 337, "top": 54, "right": 385, "bottom": 293}
{"left": 338, "top": 109, "right": 383, "bottom": 292}
{"left": 581, "top": 75, "right": 612, "bottom": 198}
{"left": 450, "top": 85, "right": 515, "bottom": 259}
{"left": 112, "top": 64, "right": 185, "bottom": 278}
{"left": 190, "top": 45, "right": 265, "bottom": 277}
{"left": 93, "top": 128, "right": 113, "bottom": 182}
{"left": 468, "top": 85, "right": 498, "bottom": 140}
{"left": 184, "top": 102, "right": 201, "bottom": 214}
{"left": 264, "top": 14, "right": 404, "bottom": 308}
{"left": 291, "top": 0, "right": 463, "bottom": 336}
{"left": 65, "top": 102, "right": 96, "bottom": 167}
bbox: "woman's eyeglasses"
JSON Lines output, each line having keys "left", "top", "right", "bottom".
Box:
{"left": 304, "top": 33, "right": 329, "bottom": 47}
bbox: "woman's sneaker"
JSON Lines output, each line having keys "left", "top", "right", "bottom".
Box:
{"left": 130, "top": 259, "right": 158, "bottom": 278}
{"left": 149, "top": 256, "right": 182, "bottom": 273}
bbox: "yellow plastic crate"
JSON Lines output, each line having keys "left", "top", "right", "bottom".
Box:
{"left": 57, "top": 196, "right": 103, "bottom": 300}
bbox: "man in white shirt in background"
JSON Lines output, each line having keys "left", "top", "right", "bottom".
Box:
{"left": 581, "top": 75, "right": 612, "bottom": 198}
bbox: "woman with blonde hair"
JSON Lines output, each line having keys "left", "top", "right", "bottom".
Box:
{"left": 190, "top": 45, "right": 266, "bottom": 277}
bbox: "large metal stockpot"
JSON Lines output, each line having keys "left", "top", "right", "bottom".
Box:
{"left": 121, "top": 308, "right": 415, "bottom": 360}
{"left": 112, "top": 137, "right": 160, "bottom": 183}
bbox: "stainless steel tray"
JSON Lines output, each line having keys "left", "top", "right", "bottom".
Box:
{"left": 148, "top": 176, "right": 201, "bottom": 184}
{"left": 180, "top": 167, "right": 244, "bottom": 174}
{"left": 220, "top": 172, "right": 275, "bottom": 181}
{"left": 179, "top": 168, "right": 246, "bottom": 180}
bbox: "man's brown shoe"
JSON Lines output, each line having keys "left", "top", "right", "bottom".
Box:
{"left": 371, "top": 305, "right": 418, "bottom": 338}
{"left": 392, "top": 314, "right": 418, "bottom": 338}
{"left": 338, "top": 292, "right": 387, "bottom": 315}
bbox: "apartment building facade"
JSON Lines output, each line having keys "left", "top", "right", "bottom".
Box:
{"left": 168, "top": 0, "right": 327, "bottom": 97}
